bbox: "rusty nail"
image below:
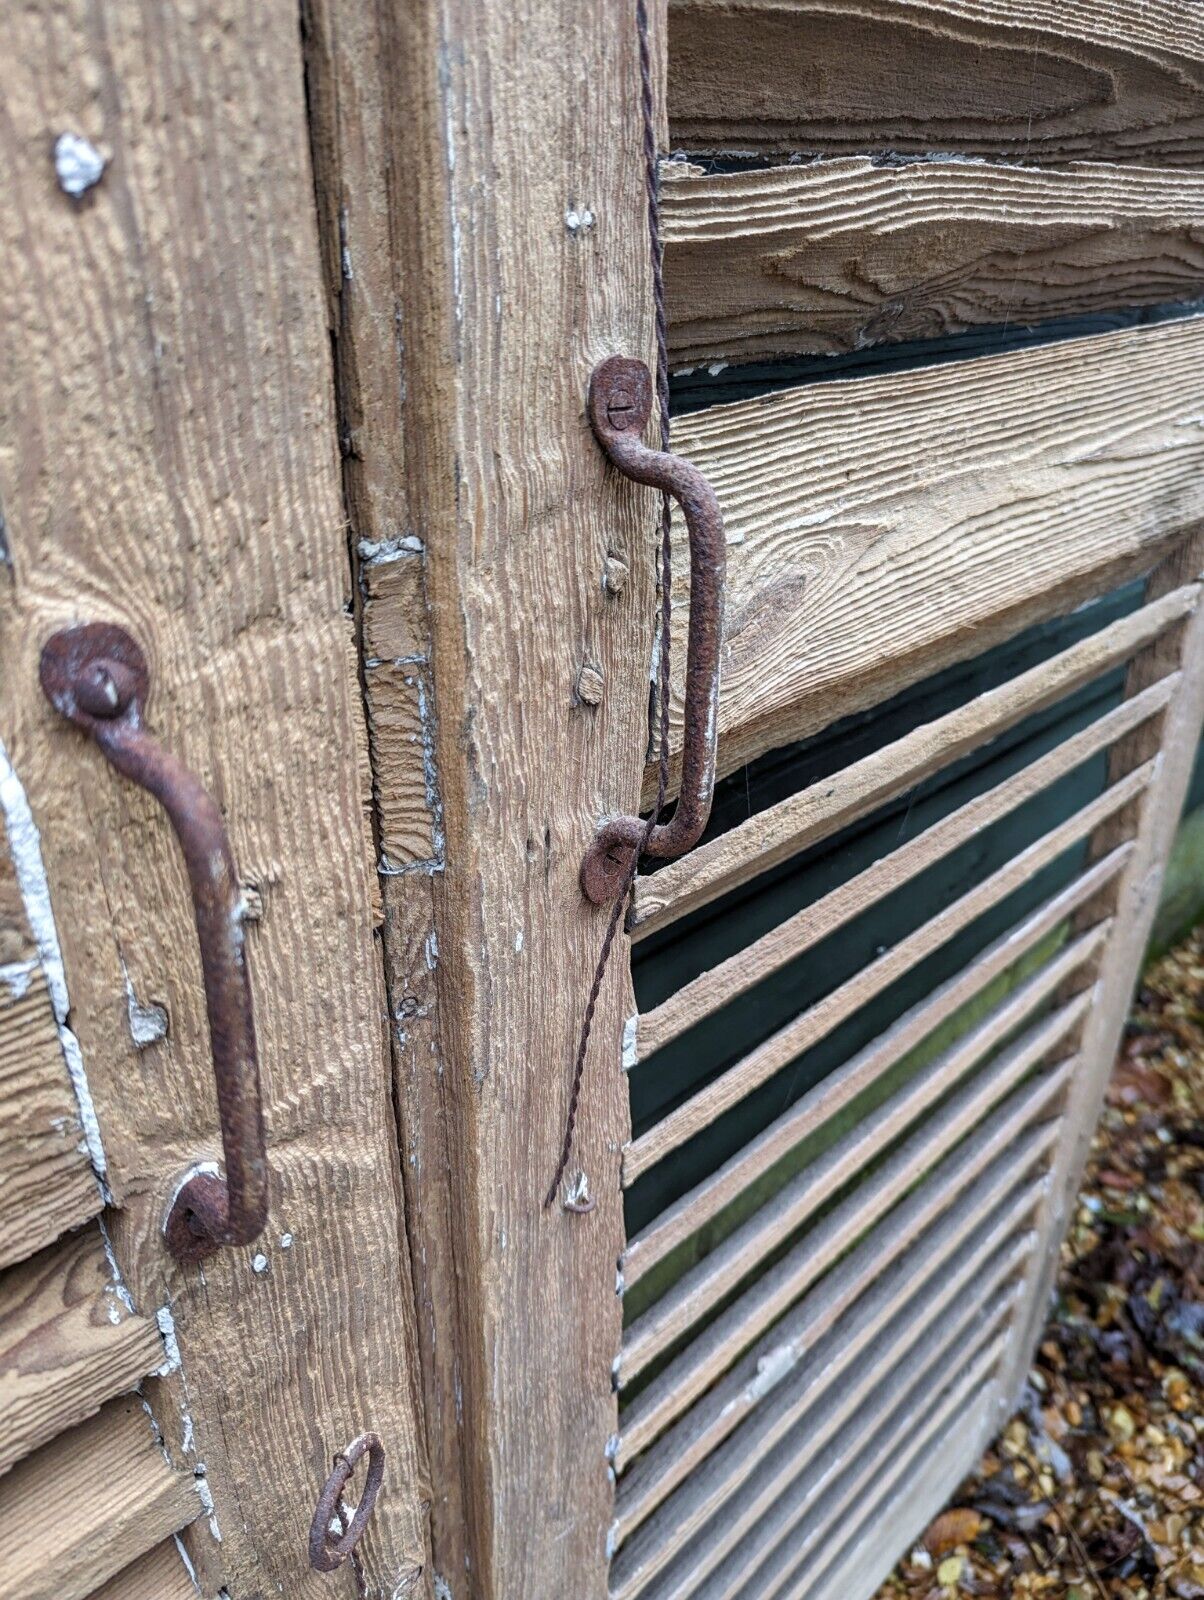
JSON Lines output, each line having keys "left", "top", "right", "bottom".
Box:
{"left": 309, "top": 1431, "right": 386, "bottom": 1572}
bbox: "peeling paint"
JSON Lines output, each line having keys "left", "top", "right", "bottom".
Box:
{"left": 156, "top": 1304, "right": 183, "bottom": 1375}
{"left": 54, "top": 131, "right": 107, "bottom": 197}
{"left": 358, "top": 533, "right": 424, "bottom": 564}
{"left": 621, "top": 1013, "right": 639, "bottom": 1072}
{"left": 0, "top": 957, "right": 36, "bottom": 999}
{"left": 173, "top": 1533, "right": 200, "bottom": 1588}
{"left": 0, "top": 742, "right": 109, "bottom": 1188}
{"left": 121, "top": 958, "right": 169, "bottom": 1046}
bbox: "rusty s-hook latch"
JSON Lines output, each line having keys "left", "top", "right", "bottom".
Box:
{"left": 580, "top": 355, "right": 726, "bottom": 904}
{"left": 41, "top": 623, "right": 268, "bottom": 1264}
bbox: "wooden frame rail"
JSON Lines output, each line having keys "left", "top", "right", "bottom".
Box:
{"left": 661, "top": 159, "right": 1204, "bottom": 365}
{"left": 647, "top": 319, "right": 1204, "bottom": 800}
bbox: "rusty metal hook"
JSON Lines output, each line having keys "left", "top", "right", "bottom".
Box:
{"left": 40, "top": 623, "right": 268, "bottom": 1264}
{"left": 309, "top": 1431, "right": 386, "bottom": 1573}
{"left": 580, "top": 356, "right": 725, "bottom": 905}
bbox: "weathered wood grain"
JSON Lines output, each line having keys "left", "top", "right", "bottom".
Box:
{"left": 88, "top": 1542, "right": 199, "bottom": 1600}
{"left": 614, "top": 1176, "right": 1040, "bottom": 1560}
{"left": 0, "top": 1396, "right": 199, "bottom": 1600}
{"left": 0, "top": 3, "right": 430, "bottom": 1592}
{"left": 631, "top": 584, "right": 1196, "bottom": 938}
{"left": 617, "top": 1059, "right": 1069, "bottom": 1462}
{"left": 298, "top": 0, "right": 471, "bottom": 1575}
{"left": 663, "top": 159, "right": 1204, "bottom": 365}
{"left": 0, "top": 1226, "right": 161, "bottom": 1476}
{"left": 624, "top": 844, "right": 1123, "bottom": 1279}
{"left": 1002, "top": 529, "right": 1204, "bottom": 1405}
{"left": 0, "top": 965, "right": 100, "bottom": 1269}
{"left": 669, "top": 0, "right": 1204, "bottom": 165}
{"left": 331, "top": 0, "right": 669, "bottom": 1595}
{"left": 649, "top": 318, "right": 1204, "bottom": 803}
{"left": 636, "top": 690, "right": 1164, "bottom": 1067}
{"left": 621, "top": 949, "right": 1093, "bottom": 1382}
{"left": 799, "top": 1393, "right": 999, "bottom": 1600}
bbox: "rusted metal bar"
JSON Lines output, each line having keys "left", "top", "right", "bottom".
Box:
{"left": 580, "top": 355, "right": 726, "bottom": 905}
{"left": 309, "top": 1431, "right": 386, "bottom": 1573}
{"left": 40, "top": 622, "right": 268, "bottom": 1264}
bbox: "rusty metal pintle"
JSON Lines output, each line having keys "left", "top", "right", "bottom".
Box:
{"left": 40, "top": 622, "right": 269, "bottom": 1264}
{"left": 580, "top": 355, "right": 725, "bottom": 905}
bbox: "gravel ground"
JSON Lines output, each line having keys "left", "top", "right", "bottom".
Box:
{"left": 874, "top": 924, "right": 1204, "bottom": 1600}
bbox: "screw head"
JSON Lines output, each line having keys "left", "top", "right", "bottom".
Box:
{"left": 75, "top": 657, "right": 137, "bottom": 718}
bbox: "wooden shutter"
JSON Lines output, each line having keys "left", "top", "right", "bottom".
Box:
{"left": 0, "top": 3, "right": 431, "bottom": 1593}
{"left": 601, "top": 7, "right": 1204, "bottom": 1599}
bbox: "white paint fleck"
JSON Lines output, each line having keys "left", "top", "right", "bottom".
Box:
{"left": 514, "top": 929, "right": 523, "bottom": 953}
{"left": 424, "top": 927, "right": 439, "bottom": 970}
{"left": 156, "top": 1305, "right": 183, "bottom": 1375}
{"left": 121, "top": 958, "right": 169, "bottom": 1047}
{"left": 565, "top": 206, "right": 596, "bottom": 235}
{"left": 743, "top": 1342, "right": 796, "bottom": 1404}
{"left": 433, "top": 1577, "right": 453, "bottom": 1600}
{"left": 0, "top": 743, "right": 109, "bottom": 1187}
{"left": 357, "top": 533, "right": 424, "bottom": 564}
{"left": 251, "top": 1252, "right": 270, "bottom": 1276}
{"left": 173, "top": 1534, "right": 200, "bottom": 1588}
{"left": 604, "top": 1433, "right": 620, "bottom": 1462}
{"left": 98, "top": 1216, "right": 136, "bottom": 1313}
{"left": 279, "top": 1231, "right": 293, "bottom": 1249}
{"left": 615, "top": 1267, "right": 625, "bottom": 1297}
{"left": 621, "top": 1013, "right": 639, "bottom": 1072}
{"left": 54, "top": 131, "right": 106, "bottom": 198}
{"left": 0, "top": 957, "right": 36, "bottom": 998}
{"left": 707, "top": 361, "right": 728, "bottom": 376}
{"left": 605, "top": 1521, "right": 621, "bottom": 1560}
{"left": 194, "top": 1469, "right": 222, "bottom": 1541}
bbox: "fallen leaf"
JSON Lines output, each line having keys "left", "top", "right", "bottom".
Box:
{"left": 923, "top": 1509, "right": 985, "bottom": 1557}
{"left": 936, "top": 1555, "right": 963, "bottom": 1588}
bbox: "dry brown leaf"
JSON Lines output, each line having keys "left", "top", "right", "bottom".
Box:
{"left": 923, "top": 1509, "right": 985, "bottom": 1557}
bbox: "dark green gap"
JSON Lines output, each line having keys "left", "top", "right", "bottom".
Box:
{"left": 626, "top": 583, "right": 1146, "bottom": 1251}
{"left": 669, "top": 302, "right": 1204, "bottom": 414}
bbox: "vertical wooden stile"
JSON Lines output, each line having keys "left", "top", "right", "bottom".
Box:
{"left": 1000, "top": 528, "right": 1204, "bottom": 1403}
{"left": 340, "top": 2, "right": 664, "bottom": 1594}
